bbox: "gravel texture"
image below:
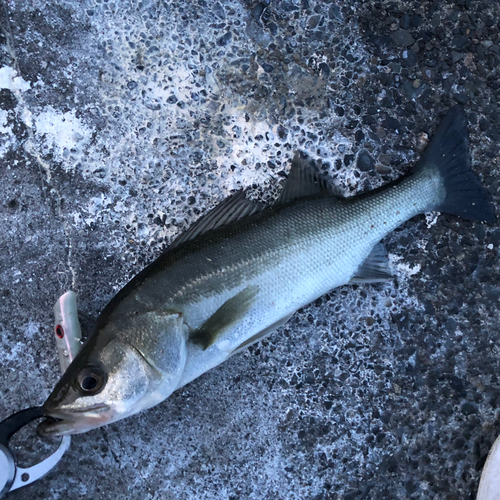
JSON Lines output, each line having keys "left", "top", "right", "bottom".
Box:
{"left": 1, "top": 1, "right": 499, "bottom": 499}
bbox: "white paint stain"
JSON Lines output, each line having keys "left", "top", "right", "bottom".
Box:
{"left": 0, "top": 66, "right": 31, "bottom": 93}
{"left": 34, "top": 106, "right": 93, "bottom": 158}
{"left": 0, "top": 109, "right": 13, "bottom": 158}
{"left": 425, "top": 211, "right": 439, "bottom": 228}
{"left": 0, "top": 109, "right": 8, "bottom": 128}
{"left": 389, "top": 253, "right": 422, "bottom": 277}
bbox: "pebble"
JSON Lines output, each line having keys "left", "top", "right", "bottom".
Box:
{"left": 217, "top": 31, "right": 232, "bottom": 46}
{"left": 392, "top": 29, "right": 415, "bottom": 47}
{"left": 357, "top": 150, "right": 375, "bottom": 171}
{"left": 399, "top": 14, "right": 411, "bottom": 30}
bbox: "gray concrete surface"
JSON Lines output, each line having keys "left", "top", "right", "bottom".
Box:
{"left": 1, "top": 0, "right": 499, "bottom": 498}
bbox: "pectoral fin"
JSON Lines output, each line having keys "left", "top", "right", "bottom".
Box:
{"left": 190, "top": 285, "right": 259, "bottom": 350}
{"left": 231, "top": 312, "right": 294, "bottom": 356}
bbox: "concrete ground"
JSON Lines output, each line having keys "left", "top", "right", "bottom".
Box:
{"left": 1, "top": 0, "right": 499, "bottom": 498}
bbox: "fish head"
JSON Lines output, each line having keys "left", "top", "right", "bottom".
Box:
{"left": 38, "top": 335, "right": 163, "bottom": 436}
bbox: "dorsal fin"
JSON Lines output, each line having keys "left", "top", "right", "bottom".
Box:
{"left": 169, "top": 191, "right": 267, "bottom": 249}
{"left": 276, "top": 152, "right": 341, "bottom": 205}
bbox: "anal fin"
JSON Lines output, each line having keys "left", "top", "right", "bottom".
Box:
{"left": 349, "top": 243, "right": 393, "bottom": 284}
{"left": 190, "top": 285, "right": 259, "bottom": 350}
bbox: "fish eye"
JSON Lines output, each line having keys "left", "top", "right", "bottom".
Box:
{"left": 77, "top": 366, "right": 107, "bottom": 395}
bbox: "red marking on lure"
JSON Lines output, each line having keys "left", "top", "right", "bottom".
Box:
{"left": 55, "top": 325, "right": 64, "bottom": 339}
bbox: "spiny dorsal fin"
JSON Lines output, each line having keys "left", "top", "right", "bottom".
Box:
{"left": 190, "top": 285, "right": 259, "bottom": 350}
{"left": 169, "top": 191, "right": 267, "bottom": 249}
{"left": 276, "top": 152, "right": 342, "bottom": 205}
{"left": 349, "top": 243, "right": 393, "bottom": 284}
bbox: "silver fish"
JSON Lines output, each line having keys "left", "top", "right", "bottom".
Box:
{"left": 38, "top": 107, "right": 495, "bottom": 436}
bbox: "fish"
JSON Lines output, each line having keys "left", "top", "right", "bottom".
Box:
{"left": 37, "top": 106, "right": 495, "bottom": 437}
{"left": 477, "top": 433, "right": 500, "bottom": 500}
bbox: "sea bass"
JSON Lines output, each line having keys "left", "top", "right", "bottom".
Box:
{"left": 38, "top": 107, "right": 495, "bottom": 436}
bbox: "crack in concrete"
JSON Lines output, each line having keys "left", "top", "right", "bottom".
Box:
{"left": 1, "top": 6, "right": 77, "bottom": 291}
{"left": 101, "top": 427, "right": 122, "bottom": 467}
{"left": 100, "top": 426, "right": 149, "bottom": 489}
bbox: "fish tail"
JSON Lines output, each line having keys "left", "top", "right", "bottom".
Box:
{"left": 416, "top": 106, "right": 495, "bottom": 222}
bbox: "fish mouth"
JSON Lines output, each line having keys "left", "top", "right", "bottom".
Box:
{"left": 37, "top": 403, "right": 111, "bottom": 437}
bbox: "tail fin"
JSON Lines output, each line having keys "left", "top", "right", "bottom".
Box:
{"left": 416, "top": 106, "right": 495, "bottom": 222}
